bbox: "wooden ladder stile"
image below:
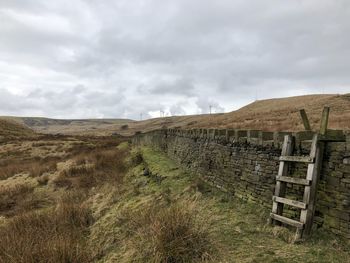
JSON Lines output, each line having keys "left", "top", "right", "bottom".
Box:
{"left": 270, "top": 134, "right": 321, "bottom": 241}
{"left": 270, "top": 107, "right": 335, "bottom": 241}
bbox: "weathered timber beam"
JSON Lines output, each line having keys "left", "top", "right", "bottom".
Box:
{"left": 320, "top": 106, "right": 330, "bottom": 135}
{"left": 299, "top": 109, "right": 311, "bottom": 131}
{"left": 319, "top": 129, "right": 346, "bottom": 142}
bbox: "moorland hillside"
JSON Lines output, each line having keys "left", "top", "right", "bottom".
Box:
{"left": 3, "top": 94, "right": 350, "bottom": 136}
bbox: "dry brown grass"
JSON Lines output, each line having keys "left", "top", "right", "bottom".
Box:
{"left": 0, "top": 184, "right": 53, "bottom": 217}
{"left": 0, "top": 135, "right": 125, "bottom": 181}
{"left": 0, "top": 192, "right": 93, "bottom": 263}
{"left": 36, "top": 174, "right": 50, "bottom": 185}
{"left": 0, "top": 118, "right": 35, "bottom": 140}
{"left": 122, "top": 200, "right": 217, "bottom": 263}
{"left": 0, "top": 134, "right": 129, "bottom": 262}
{"left": 61, "top": 165, "right": 95, "bottom": 177}
{"left": 0, "top": 157, "right": 58, "bottom": 180}
{"left": 54, "top": 148, "right": 127, "bottom": 189}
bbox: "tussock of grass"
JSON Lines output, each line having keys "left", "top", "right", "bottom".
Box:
{"left": 0, "top": 191, "right": 93, "bottom": 263}
{"left": 36, "top": 174, "right": 50, "bottom": 185}
{"left": 61, "top": 164, "right": 95, "bottom": 177}
{"left": 0, "top": 157, "right": 58, "bottom": 180}
{"left": 54, "top": 148, "right": 127, "bottom": 189}
{"left": 0, "top": 185, "right": 33, "bottom": 214}
{"left": 124, "top": 200, "right": 217, "bottom": 263}
{"left": 0, "top": 185, "right": 53, "bottom": 217}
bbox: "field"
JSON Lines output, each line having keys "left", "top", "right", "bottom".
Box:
{"left": 0, "top": 130, "right": 349, "bottom": 262}
{"left": 4, "top": 93, "right": 350, "bottom": 136}
{"left": 0, "top": 94, "right": 349, "bottom": 262}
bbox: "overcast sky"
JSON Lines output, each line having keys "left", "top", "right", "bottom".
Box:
{"left": 0, "top": 0, "right": 349, "bottom": 119}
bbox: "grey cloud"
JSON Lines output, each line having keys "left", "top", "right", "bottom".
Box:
{"left": 0, "top": 87, "right": 127, "bottom": 118}
{"left": 149, "top": 78, "right": 195, "bottom": 96}
{"left": 0, "top": 89, "right": 34, "bottom": 112}
{"left": 0, "top": 0, "right": 349, "bottom": 119}
{"left": 169, "top": 102, "right": 187, "bottom": 116}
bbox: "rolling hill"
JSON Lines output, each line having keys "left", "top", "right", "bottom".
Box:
{"left": 2, "top": 94, "right": 350, "bottom": 136}
{"left": 129, "top": 93, "right": 350, "bottom": 133}
{"left": 0, "top": 118, "right": 35, "bottom": 141}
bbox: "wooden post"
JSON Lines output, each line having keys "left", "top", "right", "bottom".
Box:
{"left": 299, "top": 109, "right": 311, "bottom": 131}
{"left": 320, "top": 107, "right": 330, "bottom": 135}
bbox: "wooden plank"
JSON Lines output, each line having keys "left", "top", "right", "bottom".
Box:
{"left": 320, "top": 106, "right": 330, "bottom": 135}
{"left": 279, "top": 156, "right": 314, "bottom": 163}
{"left": 299, "top": 109, "right": 311, "bottom": 131}
{"left": 319, "top": 129, "right": 346, "bottom": 142}
{"left": 273, "top": 196, "right": 307, "bottom": 209}
{"left": 295, "top": 131, "right": 315, "bottom": 141}
{"left": 308, "top": 134, "right": 319, "bottom": 160}
{"left": 276, "top": 176, "right": 311, "bottom": 186}
{"left": 270, "top": 213, "right": 304, "bottom": 229}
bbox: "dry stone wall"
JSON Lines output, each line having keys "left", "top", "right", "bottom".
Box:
{"left": 133, "top": 128, "right": 350, "bottom": 238}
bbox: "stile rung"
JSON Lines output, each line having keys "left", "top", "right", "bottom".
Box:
{"left": 273, "top": 196, "right": 307, "bottom": 209}
{"left": 279, "top": 156, "right": 314, "bottom": 163}
{"left": 270, "top": 213, "right": 304, "bottom": 229}
{"left": 276, "top": 176, "right": 311, "bottom": 186}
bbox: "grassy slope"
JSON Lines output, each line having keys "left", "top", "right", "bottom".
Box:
{"left": 90, "top": 146, "right": 350, "bottom": 262}
{"left": 0, "top": 118, "right": 35, "bottom": 140}
{"left": 9, "top": 117, "right": 134, "bottom": 136}
{"left": 212, "top": 93, "right": 350, "bottom": 131}
{"left": 129, "top": 93, "right": 350, "bottom": 133}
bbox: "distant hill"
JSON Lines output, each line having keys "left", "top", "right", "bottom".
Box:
{"left": 8, "top": 117, "right": 134, "bottom": 136}
{"left": 207, "top": 93, "right": 350, "bottom": 131}
{"left": 127, "top": 93, "right": 350, "bottom": 134}
{"left": 17, "top": 117, "right": 134, "bottom": 127}
{"left": 2, "top": 94, "right": 350, "bottom": 136}
{"left": 0, "top": 118, "right": 35, "bottom": 141}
